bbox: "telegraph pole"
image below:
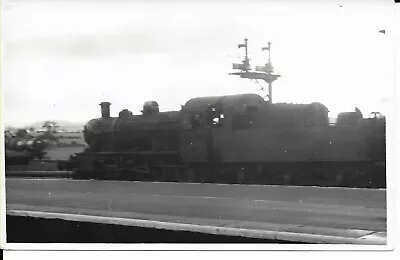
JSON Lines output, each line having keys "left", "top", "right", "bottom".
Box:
{"left": 230, "top": 39, "right": 280, "bottom": 104}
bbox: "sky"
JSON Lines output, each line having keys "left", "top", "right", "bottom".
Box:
{"left": 1, "top": 0, "right": 396, "bottom": 127}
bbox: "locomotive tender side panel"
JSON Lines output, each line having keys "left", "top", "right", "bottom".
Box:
{"left": 214, "top": 126, "right": 370, "bottom": 163}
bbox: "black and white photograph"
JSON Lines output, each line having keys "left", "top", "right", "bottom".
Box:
{"left": 0, "top": 0, "right": 396, "bottom": 251}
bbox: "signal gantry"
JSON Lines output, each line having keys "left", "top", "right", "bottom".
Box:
{"left": 230, "top": 39, "right": 281, "bottom": 103}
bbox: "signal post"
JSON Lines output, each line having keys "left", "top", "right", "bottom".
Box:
{"left": 230, "top": 39, "right": 281, "bottom": 104}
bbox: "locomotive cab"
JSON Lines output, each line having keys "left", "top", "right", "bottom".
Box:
{"left": 180, "top": 93, "right": 333, "bottom": 164}
{"left": 180, "top": 94, "right": 265, "bottom": 163}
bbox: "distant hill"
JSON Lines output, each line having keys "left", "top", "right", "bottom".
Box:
{"left": 4, "top": 126, "right": 19, "bottom": 132}
{"left": 4, "top": 120, "right": 86, "bottom": 132}
{"left": 29, "top": 120, "right": 86, "bottom": 132}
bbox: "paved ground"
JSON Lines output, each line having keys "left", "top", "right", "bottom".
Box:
{"left": 6, "top": 178, "right": 387, "bottom": 243}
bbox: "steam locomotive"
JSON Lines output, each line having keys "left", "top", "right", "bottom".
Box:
{"left": 60, "top": 93, "right": 386, "bottom": 188}
{"left": 5, "top": 130, "right": 47, "bottom": 167}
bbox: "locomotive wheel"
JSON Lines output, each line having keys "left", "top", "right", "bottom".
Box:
{"left": 175, "top": 169, "right": 183, "bottom": 182}
{"left": 200, "top": 171, "right": 213, "bottom": 184}
{"left": 187, "top": 170, "right": 195, "bottom": 183}
{"left": 160, "top": 167, "right": 174, "bottom": 182}
{"left": 290, "top": 172, "right": 305, "bottom": 186}
{"left": 334, "top": 173, "right": 344, "bottom": 187}
{"left": 249, "top": 171, "right": 263, "bottom": 185}
{"left": 151, "top": 167, "right": 164, "bottom": 182}
{"left": 73, "top": 171, "right": 92, "bottom": 180}
{"left": 189, "top": 165, "right": 209, "bottom": 183}
{"left": 341, "top": 172, "right": 357, "bottom": 188}
{"left": 237, "top": 171, "right": 245, "bottom": 184}
{"left": 195, "top": 173, "right": 207, "bottom": 183}
{"left": 355, "top": 172, "right": 369, "bottom": 188}
{"left": 282, "top": 174, "right": 292, "bottom": 185}
{"left": 174, "top": 168, "right": 195, "bottom": 183}
{"left": 147, "top": 168, "right": 160, "bottom": 182}
{"left": 365, "top": 166, "right": 386, "bottom": 188}
{"left": 122, "top": 171, "right": 136, "bottom": 181}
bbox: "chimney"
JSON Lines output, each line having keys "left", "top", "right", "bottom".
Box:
{"left": 100, "top": 102, "right": 111, "bottom": 119}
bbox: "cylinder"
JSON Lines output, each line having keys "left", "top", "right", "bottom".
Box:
{"left": 100, "top": 102, "right": 111, "bottom": 118}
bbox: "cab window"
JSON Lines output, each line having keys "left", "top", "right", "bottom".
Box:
{"left": 208, "top": 107, "right": 224, "bottom": 128}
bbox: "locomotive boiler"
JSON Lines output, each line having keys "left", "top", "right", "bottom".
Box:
{"left": 61, "top": 93, "right": 386, "bottom": 188}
